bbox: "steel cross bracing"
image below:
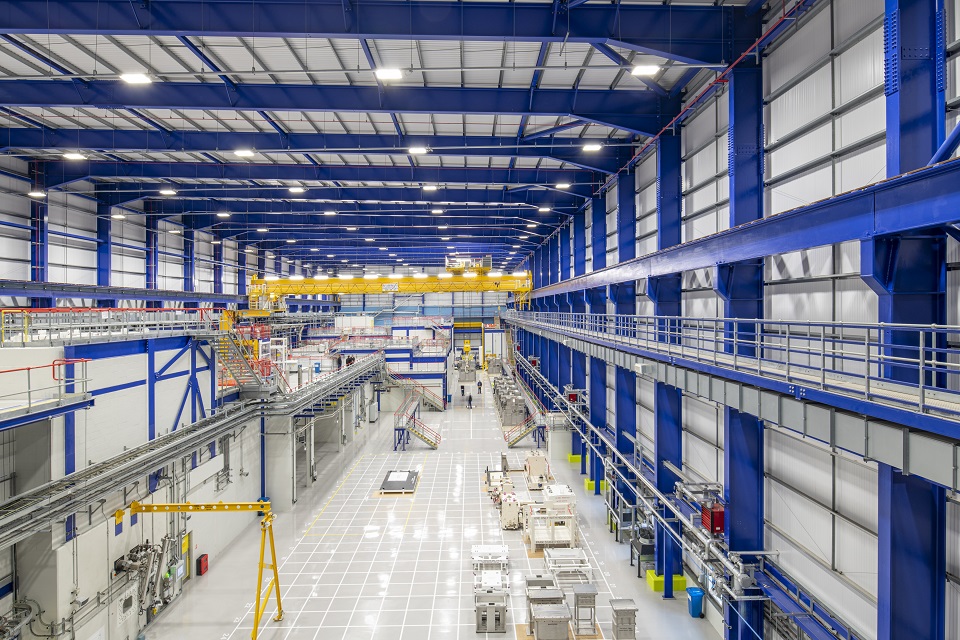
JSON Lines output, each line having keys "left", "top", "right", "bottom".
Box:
{"left": 512, "top": 349, "right": 864, "bottom": 640}
{"left": 0, "top": 352, "right": 384, "bottom": 552}
{"left": 506, "top": 311, "right": 960, "bottom": 440}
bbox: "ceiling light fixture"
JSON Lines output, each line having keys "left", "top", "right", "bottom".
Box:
{"left": 234, "top": 149, "right": 255, "bottom": 157}
{"left": 538, "top": 207, "right": 550, "bottom": 212}
{"left": 389, "top": 253, "right": 397, "bottom": 257}
{"left": 431, "top": 209, "right": 444, "bottom": 215}
{"left": 257, "top": 228, "right": 268, "bottom": 233}
{"left": 441, "top": 237, "right": 451, "bottom": 240}
{"left": 169, "top": 229, "right": 181, "bottom": 235}
{"left": 438, "top": 225, "right": 448, "bottom": 230}
{"left": 365, "top": 238, "right": 375, "bottom": 242}
{"left": 379, "top": 247, "right": 387, "bottom": 251}
{"left": 556, "top": 182, "right": 571, "bottom": 189}
{"left": 346, "top": 227, "right": 358, "bottom": 231}
{"left": 582, "top": 143, "right": 602, "bottom": 152}
{"left": 375, "top": 68, "right": 404, "bottom": 80}
{"left": 287, "top": 239, "right": 296, "bottom": 243}
{"left": 327, "top": 254, "right": 335, "bottom": 257}
{"left": 159, "top": 189, "right": 177, "bottom": 196}
{"left": 120, "top": 73, "right": 153, "bottom": 84}
{"left": 310, "top": 248, "right": 320, "bottom": 252}
{"left": 631, "top": 65, "right": 660, "bottom": 77}
{"left": 111, "top": 213, "right": 126, "bottom": 220}
{"left": 244, "top": 248, "right": 254, "bottom": 253}
{"left": 422, "top": 185, "right": 438, "bottom": 191}
{"left": 216, "top": 212, "right": 231, "bottom": 218}
{"left": 323, "top": 210, "right": 336, "bottom": 216}
{"left": 526, "top": 224, "right": 537, "bottom": 228}
{"left": 288, "top": 186, "right": 305, "bottom": 194}
{"left": 408, "top": 146, "right": 428, "bottom": 155}
{"left": 63, "top": 152, "right": 86, "bottom": 161}
{"left": 210, "top": 240, "right": 221, "bottom": 245}
{"left": 341, "top": 259, "right": 348, "bottom": 263}
{"left": 27, "top": 191, "right": 46, "bottom": 198}
{"left": 519, "top": 235, "right": 529, "bottom": 239}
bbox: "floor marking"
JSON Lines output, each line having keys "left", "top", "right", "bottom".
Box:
{"left": 303, "top": 454, "right": 366, "bottom": 535}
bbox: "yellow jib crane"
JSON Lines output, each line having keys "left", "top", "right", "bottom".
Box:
{"left": 114, "top": 501, "right": 282, "bottom": 640}
{"left": 245, "top": 272, "right": 532, "bottom": 315}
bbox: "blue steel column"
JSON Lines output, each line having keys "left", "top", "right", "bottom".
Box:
{"left": 212, "top": 237, "right": 225, "bottom": 309}
{"left": 878, "top": 464, "right": 946, "bottom": 640}
{"left": 96, "top": 201, "right": 115, "bottom": 308}
{"left": 885, "top": 0, "right": 946, "bottom": 175}
{"left": 651, "top": 132, "right": 683, "bottom": 595}
{"left": 144, "top": 202, "right": 160, "bottom": 308}
{"left": 183, "top": 227, "right": 195, "bottom": 306}
{"left": 237, "top": 245, "right": 248, "bottom": 306}
{"left": 872, "top": 9, "right": 948, "bottom": 631}
{"left": 587, "top": 197, "right": 609, "bottom": 493}
{"left": 568, "top": 213, "right": 587, "bottom": 458}
{"left": 719, "top": 64, "right": 766, "bottom": 640}
{"left": 29, "top": 162, "right": 52, "bottom": 308}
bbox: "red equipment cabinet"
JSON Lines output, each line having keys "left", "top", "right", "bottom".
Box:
{"left": 701, "top": 503, "right": 725, "bottom": 535}
{"left": 196, "top": 553, "right": 209, "bottom": 576}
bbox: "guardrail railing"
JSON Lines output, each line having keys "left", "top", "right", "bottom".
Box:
{"left": 0, "top": 358, "right": 91, "bottom": 416}
{"left": 506, "top": 311, "right": 960, "bottom": 419}
{"left": 1, "top": 307, "right": 220, "bottom": 347}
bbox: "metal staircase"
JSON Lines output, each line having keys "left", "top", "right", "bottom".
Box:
{"left": 385, "top": 370, "right": 446, "bottom": 411}
{"left": 504, "top": 413, "right": 540, "bottom": 447}
{"left": 393, "top": 391, "right": 442, "bottom": 450}
{"left": 209, "top": 333, "right": 270, "bottom": 393}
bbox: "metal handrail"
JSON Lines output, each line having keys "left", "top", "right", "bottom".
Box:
{"left": 1, "top": 307, "right": 220, "bottom": 347}
{"left": 506, "top": 310, "right": 960, "bottom": 418}
{"left": 0, "top": 359, "right": 91, "bottom": 414}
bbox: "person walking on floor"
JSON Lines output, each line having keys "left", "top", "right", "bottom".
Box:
{"left": 460, "top": 385, "right": 465, "bottom": 397}
{"left": 477, "top": 380, "right": 482, "bottom": 393}
{"left": 467, "top": 393, "right": 473, "bottom": 409}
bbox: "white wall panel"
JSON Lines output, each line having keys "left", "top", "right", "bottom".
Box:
{"left": 768, "top": 68, "right": 833, "bottom": 144}
{"left": 765, "top": 7, "right": 832, "bottom": 93}
{"left": 835, "top": 30, "right": 884, "bottom": 104}
{"left": 834, "top": 0, "right": 883, "bottom": 42}
{"left": 835, "top": 96, "right": 886, "bottom": 147}
{"left": 768, "top": 165, "right": 833, "bottom": 215}
{"left": 835, "top": 142, "right": 886, "bottom": 192}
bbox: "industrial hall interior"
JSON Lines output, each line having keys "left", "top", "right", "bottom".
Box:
{"left": 1, "top": 0, "right": 960, "bottom": 639}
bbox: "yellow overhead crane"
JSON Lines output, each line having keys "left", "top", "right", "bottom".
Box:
{"left": 246, "top": 272, "right": 532, "bottom": 315}
{"left": 114, "top": 501, "right": 282, "bottom": 639}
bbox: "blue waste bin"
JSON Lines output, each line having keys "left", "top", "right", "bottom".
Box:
{"left": 687, "top": 587, "right": 705, "bottom": 618}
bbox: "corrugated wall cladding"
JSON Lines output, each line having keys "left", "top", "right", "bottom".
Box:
{"left": 765, "top": 427, "right": 880, "bottom": 639}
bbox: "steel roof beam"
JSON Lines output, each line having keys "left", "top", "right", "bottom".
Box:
{"left": 0, "top": 128, "right": 632, "bottom": 174}
{"left": 42, "top": 160, "right": 599, "bottom": 191}
{"left": 0, "top": 1, "right": 751, "bottom": 66}
{"left": 94, "top": 183, "right": 583, "bottom": 207}
{"left": 0, "top": 80, "right": 672, "bottom": 137}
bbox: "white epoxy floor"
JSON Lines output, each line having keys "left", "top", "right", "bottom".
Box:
{"left": 144, "top": 374, "right": 718, "bottom": 640}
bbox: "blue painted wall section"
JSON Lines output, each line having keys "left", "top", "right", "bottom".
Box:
{"left": 588, "top": 355, "right": 607, "bottom": 493}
